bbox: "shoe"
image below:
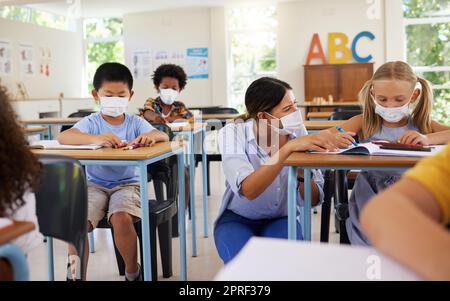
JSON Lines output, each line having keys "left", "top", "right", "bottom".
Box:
{"left": 125, "top": 264, "right": 142, "bottom": 281}
{"left": 66, "top": 255, "right": 82, "bottom": 281}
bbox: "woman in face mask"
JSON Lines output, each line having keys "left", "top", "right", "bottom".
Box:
{"left": 214, "top": 77, "right": 354, "bottom": 264}
{"left": 142, "top": 64, "right": 193, "bottom": 123}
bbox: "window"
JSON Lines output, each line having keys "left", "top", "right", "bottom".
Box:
{"left": 227, "top": 5, "right": 278, "bottom": 112}
{"left": 0, "top": 5, "right": 69, "bottom": 31}
{"left": 83, "top": 18, "right": 124, "bottom": 93}
{"left": 403, "top": 0, "right": 450, "bottom": 124}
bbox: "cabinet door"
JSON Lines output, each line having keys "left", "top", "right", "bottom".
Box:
{"left": 304, "top": 65, "right": 338, "bottom": 102}
{"left": 339, "top": 63, "right": 373, "bottom": 101}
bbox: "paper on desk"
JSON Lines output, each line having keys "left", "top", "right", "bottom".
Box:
{"left": 214, "top": 237, "right": 420, "bottom": 281}
{"left": 0, "top": 218, "right": 13, "bottom": 230}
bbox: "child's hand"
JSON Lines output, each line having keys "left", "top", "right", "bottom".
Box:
{"left": 92, "top": 133, "right": 126, "bottom": 148}
{"left": 128, "top": 134, "right": 156, "bottom": 147}
{"left": 288, "top": 130, "right": 353, "bottom": 152}
{"left": 399, "top": 131, "right": 429, "bottom": 145}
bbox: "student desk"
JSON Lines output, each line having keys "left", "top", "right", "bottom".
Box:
{"left": 170, "top": 123, "right": 208, "bottom": 254}
{"left": 199, "top": 113, "right": 240, "bottom": 122}
{"left": 215, "top": 237, "right": 419, "bottom": 280}
{"left": 21, "top": 118, "right": 81, "bottom": 139}
{"left": 32, "top": 142, "right": 187, "bottom": 281}
{"left": 304, "top": 120, "right": 344, "bottom": 131}
{"left": 283, "top": 153, "right": 421, "bottom": 241}
{"left": 0, "top": 221, "right": 35, "bottom": 281}
{"left": 298, "top": 101, "right": 361, "bottom": 114}
{"left": 24, "top": 126, "right": 50, "bottom": 139}
{"left": 306, "top": 111, "right": 334, "bottom": 120}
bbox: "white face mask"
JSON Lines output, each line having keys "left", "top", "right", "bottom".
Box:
{"left": 100, "top": 96, "right": 129, "bottom": 117}
{"left": 159, "top": 88, "right": 179, "bottom": 105}
{"left": 372, "top": 95, "right": 410, "bottom": 123}
{"left": 265, "top": 109, "right": 304, "bottom": 135}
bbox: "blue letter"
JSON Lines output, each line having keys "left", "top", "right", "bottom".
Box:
{"left": 352, "top": 31, "right": 375, "bottom": 63}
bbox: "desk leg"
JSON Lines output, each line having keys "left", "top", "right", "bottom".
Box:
{"left": 47, "top": 126, "right": 53, "bottom": 140}
{"left": 0, "top": 244, "right": 29, "bottom": 281}
{"left": 139, "top": 162, "right": 152, "bottom": 281}
{"left": 189, "top": 131, "right": 197, "bottom": 257}
{"left": 47, "top": 236, "right": 54, "bottom": 280}
{"left": 201, "top": 127, "right": 208, "bottom": 238}
{"left": 177, "top": 153, "right": 187, "bottom": 281}
{"left": 89, "top": 231, "right": 95, "bottom": 253}
{"left": 287, "top": 166, "right": 297, "bottom": 240}
{"left": 303, "top": 169, "right": 312, "bottom": 241}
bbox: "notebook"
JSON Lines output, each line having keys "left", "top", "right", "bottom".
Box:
{"left": 311, "top": 142, "right": 445, "bottom": 157}
{"left": 167, "top": 121, "right": 189, "bottom": 128}
{"left": 30, "top": 140, "right": 103, "bottom": 150}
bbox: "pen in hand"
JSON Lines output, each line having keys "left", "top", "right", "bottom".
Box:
{"left": 335, "top": 125, "right": 358, "bottom": 147}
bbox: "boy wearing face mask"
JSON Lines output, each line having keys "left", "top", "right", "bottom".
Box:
{"left": 142, "top": 64, "right": 193, "bottom": 124}
{"left": 324, "top": 61, "right": 450, "bottom": 246}
{"left": 59, "top": 62, "right": 169, "bottom": 281}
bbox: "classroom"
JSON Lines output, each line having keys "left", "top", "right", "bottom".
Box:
{"left": 0, "top": 0, "right": 449, "bottom": 285}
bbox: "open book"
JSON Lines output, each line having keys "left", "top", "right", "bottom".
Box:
{"left": 30, "top": 140, "right": 103, "bottom": 150}
{"left": 312, "top": 142, "right": 445, "bottom": 157}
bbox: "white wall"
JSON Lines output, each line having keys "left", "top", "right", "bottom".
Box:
{"left": 0, "top": 18, "right": 83, "bottom": 99}
{"left": 123, "top": 7, "right": 215, "bottom": 114}
{"left": 277, "top": 0, "right": 386, "bottom": 101}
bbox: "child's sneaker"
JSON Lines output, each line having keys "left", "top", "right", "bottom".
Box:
{"left": 66, "top": 255, "right": 82, "bottom": 281}
{"left": 125, "top": 264, "right": 142, "bottom": 281}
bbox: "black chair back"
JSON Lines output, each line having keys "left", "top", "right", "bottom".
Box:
{"left": 198, "top": 107, "right": 239, "bottom": 114}
{"left": 330, "top": 110, "right": 361, "bottom": 121}
{"left": 61, "top": 111, "right": 96, "bottom": 132}
{"left": 334, "top": 106, "right": 362, "bottom": 113}
{"left": 34, "top": 154, "right": 88, "bottom": 277}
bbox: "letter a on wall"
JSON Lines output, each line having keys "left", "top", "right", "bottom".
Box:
{"left": 305, "top": 33, "right": 327, "bottom": 65}
{"left": 328, "top": 32, "right": 352, "bottom": 64}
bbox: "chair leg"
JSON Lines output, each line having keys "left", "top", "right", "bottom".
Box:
{"left": 334, "top": 170, "right": 350, "bottom": 244}
{"left": 89, "top": 231, "right": 95, "bottom": 253}
{"left": 158, "top": 221, "right": 173, "bottom": 278}
{"left": 207, "top": 161, "right": 211, "bottom": 196}
{"left": 320, "top": 170, "right": 333, "bottom": 242}
{"left": 150, "top": 223, "right": 158, "bottom": 281}
{"left": 133, "top": 222, "right": 145, "bottom": 280}
{"left": 153, "top": 179, "right": 165, "bottom": 202}
{"left": 110, "top": 228, "right": 126, "bottom": 276}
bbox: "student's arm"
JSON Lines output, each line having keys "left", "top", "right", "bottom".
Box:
{"left": 325, "top": 114, "right": 363, "bottom": 136}
{"left": 143, "top": 110, "right": 167, "bottom": 123}
{"left": 239, "top": 131, "right": 347, "bottom": 201}
{"left": 128, "top": 129, "right": 169, "bottom": 147}
{"left": 360, "top": 177, "right": 450, "bottom": 280}
{"left": 58, "top": 128, "right": 124, "bottom": 148}
{"left": 400, "top": 121, "right": 450, "bottom": 145}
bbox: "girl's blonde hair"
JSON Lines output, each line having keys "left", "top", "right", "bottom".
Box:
{"left": 359, "top": 61, "right": 433, "bottom": 139}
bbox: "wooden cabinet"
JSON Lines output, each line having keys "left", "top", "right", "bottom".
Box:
{"left": 304, "top": 62, "right": 373, "bottom": 102}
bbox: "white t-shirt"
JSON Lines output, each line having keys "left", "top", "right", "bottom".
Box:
{"left": 9, "top": 191, "right": 42, "bottom": 254}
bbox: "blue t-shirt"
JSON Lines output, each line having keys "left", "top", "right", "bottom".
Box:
{"left": 73, "top": 112, "right": 155, "bottom": 188}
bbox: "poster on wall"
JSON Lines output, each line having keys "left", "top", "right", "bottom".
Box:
{"left": 132, "top": 50, "right": 152, "bottom": 80}
{"left": 186, "top": 48, "right": 208, "bottom": 79}
{"left": 153, "top": 50, "right": 186, "bottom": 70}
{"left": 0, "top": 40, "right": 12, "bottom": 76}
{"left": 19, "top": 43, "right": 35, "bottom": 77}
{"left": 38, "top": 46, "right": 52, "bottom": 78}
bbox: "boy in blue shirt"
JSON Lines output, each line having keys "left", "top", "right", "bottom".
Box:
{"left": 59, "top": 62, "right": 169, "bottom": 281}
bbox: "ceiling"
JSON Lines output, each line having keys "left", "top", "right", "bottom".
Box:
{"left": 1, "top": 0, "right": 301, "bottom": 18}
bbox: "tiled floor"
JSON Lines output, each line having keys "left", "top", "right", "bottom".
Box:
{"left": 27, "top": 162, "right": 340, "bottom": 281}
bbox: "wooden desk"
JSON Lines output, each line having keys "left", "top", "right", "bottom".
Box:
{"left": 304, "top": 120, "right": 344, "bottom": 131}
{"left": 283, "top": 152, "right": 421, "bottom": 241}
{"left": 199, "top": 113, "right": 240, "bottom": 121}
{"left": 0, "top": 221, "right": 35, "bottom": 281}
{"left": 306, "top": 112, "right": 334, "bottom": 120}
{"left": 24, "top": 126, "right": 49, "bottom": 136}
{"left": 20, "top": 118, "right": 81, "bottom": 125}
{"left": 299, "top": 101, "right": 361, "bottom": 114}
{"left": 0, "top": 221, "right": 35, "bottom": 245}
{"left": 32, "top": 142, "right": 187, "bottom": 281}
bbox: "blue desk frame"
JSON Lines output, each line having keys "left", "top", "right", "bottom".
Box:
{"left": 287, "top": 165, "right": 410, "bottom": 241}
{"left": 0, "top": 243, "right": 29, "bottom": 280}
{"left": 45, "top": 147, "right": 187, "bottom": 281}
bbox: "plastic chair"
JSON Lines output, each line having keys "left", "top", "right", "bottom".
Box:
{"left": 334, "top": 106, "right": 362, "bottom": 113}
{"left": 329, "top": 110, "right": 361, "bottom": 121}
{"left": 34, "top": 154, "right": 88, "bottom": 280}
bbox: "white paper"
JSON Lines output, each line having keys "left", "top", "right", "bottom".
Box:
{"left": 31, "top": 140, "right": 102, "bottom": 150}
{"left": 0, "top": 40, "right": 12, "bottom": 76}
{"left": 215, "top": 237, "right": 420, "bottom": 281}
{"left": 186, "top": 48, "right": 208, "bottom": 79}
{"left": 132, "top": 50, "right": 152, "bottom": 80}
{"left": 153, "top": 50, "right": 186, "bottom": 70}
{"left": 19, "top": 43, "right": 35, "bottom": 77}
